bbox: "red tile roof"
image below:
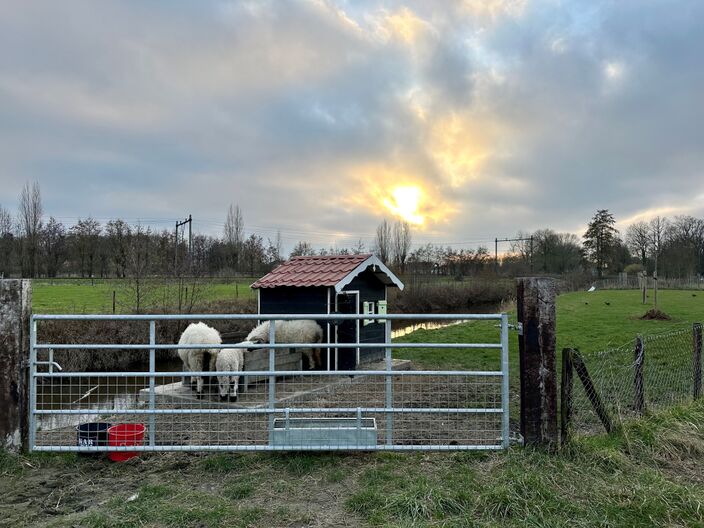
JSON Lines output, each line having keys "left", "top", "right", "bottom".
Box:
{"left": 251, "top": 254, "right": 373, "bottom": 289}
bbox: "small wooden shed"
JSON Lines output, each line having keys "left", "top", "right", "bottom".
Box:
{"left": 251, "top": 254, "right": 404, "bottom": 370}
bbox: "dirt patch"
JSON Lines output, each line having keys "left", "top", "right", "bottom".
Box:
{"left": 0, "top": 451, "right": 366, "bottom": 527}
{"left": 640, "top": 308, "right": 672, "bottom": 320}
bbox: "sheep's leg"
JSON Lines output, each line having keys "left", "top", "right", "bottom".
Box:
{"left": 302, "top": 349, "right": 315, "bottom": 370}
{"left": 218, "top": 373, "right": 229, "bottom": 400}
{"left": 229, "top": 375, "right": 239, "bottom": 402}
{"left": 312, "top": 347, "right": 321, "bottom": 369}
{"left": 192, "top": 353, "right": 205, "bottom": 398}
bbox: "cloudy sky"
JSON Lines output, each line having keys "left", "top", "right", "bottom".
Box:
{"left": 1, "top": 0, "right": 703, "bottom": 251}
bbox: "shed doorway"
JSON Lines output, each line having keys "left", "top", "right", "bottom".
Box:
{"left": 334, "top": 290, "right": 360, "bottom": 370}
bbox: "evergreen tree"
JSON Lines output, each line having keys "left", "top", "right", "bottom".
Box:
{"left": 583, "top": 209, "right": 618, "bottom": 277}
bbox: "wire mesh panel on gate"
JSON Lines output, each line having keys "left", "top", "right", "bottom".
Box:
{"left": 30, "top": 313, "right": 510, "bottom": 452}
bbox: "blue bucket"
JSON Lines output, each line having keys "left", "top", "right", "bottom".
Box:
{"left": 76, "top": 422, "right": 111, "bottom": 450}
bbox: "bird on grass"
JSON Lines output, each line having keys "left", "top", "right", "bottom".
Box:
{"left": 604, "top": 301, "right": 611, "bottom": 306}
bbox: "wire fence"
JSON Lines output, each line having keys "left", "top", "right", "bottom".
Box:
{"left": 563, "top": 323, "right": 703, "bottom": 438}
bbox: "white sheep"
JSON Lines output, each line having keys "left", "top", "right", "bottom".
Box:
{"left": 246, "top": 320, "right": 323, "bottom": 369}
{"left": 215, "top": 345, "right": 246, "bottom": 402}
{"left": 178, "top": 322, "right": 222, "bottom": 398}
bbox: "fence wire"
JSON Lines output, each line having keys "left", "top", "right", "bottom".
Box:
{"left": 567, "top": 325, "right": 700, "bottom": 435}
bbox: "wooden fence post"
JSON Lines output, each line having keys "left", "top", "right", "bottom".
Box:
{"left": 0, "top": 279, "right": 32, "bottom": 452}
{"left": 517, "top": 277, "right": 558, "bottom": 448}
{"left": 634, "top": 336, "right": 645, "bottom": 415}
{"left": 560, "top": 348, "right": 574, "bottom": 446}
{"left": 572, "top": 351, "right": 613, "bottom": 433}
{"left": 694, "top": 323, "right": 702, "bottom": 400}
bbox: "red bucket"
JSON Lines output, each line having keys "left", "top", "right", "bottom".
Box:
{"left": 107, "top": 423, "right": 145, "bottom": 462}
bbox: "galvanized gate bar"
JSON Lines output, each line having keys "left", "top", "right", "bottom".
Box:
{"left": 34, "top": 407, "right": 503, "bottom": 415}
{"left": 33, "top": 343, "right": 502, "bottom": 350}
{"left": 32, "top": 313, "right": 505, "bottom": 320}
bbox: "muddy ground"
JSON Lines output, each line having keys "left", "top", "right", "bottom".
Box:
{"left": 0, "top": 449, "right": 373, "bottom": 528}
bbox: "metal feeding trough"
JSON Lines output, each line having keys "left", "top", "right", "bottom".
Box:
{"left": 270, "top": 409, "right": 377, "bottom": 449}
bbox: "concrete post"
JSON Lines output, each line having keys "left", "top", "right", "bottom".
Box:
{"left": 517, "top": 277, "right": 558, "bottom": 449}
{"left": 0, "top": 279, "right": 32, "bottom": 452}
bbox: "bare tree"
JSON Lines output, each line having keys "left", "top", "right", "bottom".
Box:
{"left": 649, "top": 216, "right": 669, "bottom": 308}
{"left": 374, "top": 219, "right": 392, "bottom": 264}
{"left": 626, "top": 221, "right": 651, "bottom": 267}
{"left": 18, "top": 181, "right": 43, "bottom": 277}
{"left": 122, "top": 224, "right": 154, "bottom": 314}
{"left": 290, "top": 241, "right": 315, "bottom": 257}
{"left": 105, "top": 219, "right": 131, "bottom": 278}
{"left": 265, "top": 231, "right": 283, "bottom": 266}
{"left": 648, "top": 216, "right": 668, "bottom": 275}
{"left": 223, "top": 204, "right": 244, "bottom": 271}
{"left": 0, "top": 204, "right": 11, "bottom": 235}
{"left": 0, "top": 204, "right": 14, "bottom": 277}
{"left": 351, "top": 239, "right": 366, "bottom": 255}
{"left": 392, "top": 220, "right": 412, "bottom": 272}
{"left": 71, "top": 217, "right": 102, "bottom": 278}
{"left": 41, "top": 217, "right": 67, "bottom": 277}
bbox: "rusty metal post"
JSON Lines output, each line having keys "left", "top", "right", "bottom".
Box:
{"left": 0, "top": 279, "right": 32, "bottom": 452}
{"left": 517, "top": 277, "right": 558, "bottom": 448}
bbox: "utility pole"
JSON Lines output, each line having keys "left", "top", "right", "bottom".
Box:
{"left": 175, "top": 215, "right": 192, "bottom": 271}
{"left": 187, "top": 214, "right": 192, "bottom": 256}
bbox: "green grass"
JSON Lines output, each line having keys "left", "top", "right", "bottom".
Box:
{"left": 32, "top": 278, "right": 257, "bottom": 313}
{"left": 4, "top": 400, "right": 704, "bottom": 527}
{"left": 395, "top": 289, "right": 704, "bottom": 372}
{"left": 344, "top": 401, "right": 704, "bottom": 527}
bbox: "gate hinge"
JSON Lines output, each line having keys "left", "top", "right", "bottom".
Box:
{"left": 508, "top": 323, "right": 523, "bottom": 335}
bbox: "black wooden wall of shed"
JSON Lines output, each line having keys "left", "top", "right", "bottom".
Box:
{"left": 258, "top": 286, "right": 332, "bottom": 368}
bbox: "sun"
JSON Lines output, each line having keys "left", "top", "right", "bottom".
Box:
{"left": 383, "top": 186, "right": 424, "bottom": 225}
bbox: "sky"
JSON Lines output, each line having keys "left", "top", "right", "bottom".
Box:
{"left": 1, "top": 0, "right": 703, "bottom": 252}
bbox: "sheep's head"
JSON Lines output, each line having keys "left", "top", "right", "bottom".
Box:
{"left": 241, "top": 340, "right": 263, "bottom": 352}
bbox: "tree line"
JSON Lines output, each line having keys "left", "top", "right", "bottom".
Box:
{"left": 1, "top": 182, "right": 702, "bottom": 280}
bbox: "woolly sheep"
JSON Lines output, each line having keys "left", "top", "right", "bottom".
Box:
{"left": 178, "top": 322, "right": 222, "bottom": 397}
{"left": 246, "top": 320, "right": 323, "bottom": 369}
{"left": 215, "top": 345, "right": 246, "bottom": 402}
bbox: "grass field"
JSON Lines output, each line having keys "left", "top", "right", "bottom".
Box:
{"left": 32, "top": 278, "right": 257, "bottom": 314}
{"left": 2, "top": 401, "right": 704, "bottom": 527}
{"left": 4, "top": 289, "right": 704, "bottom": 526}
{"left": 395, "top": 288, "right": 704, "bottom": 372}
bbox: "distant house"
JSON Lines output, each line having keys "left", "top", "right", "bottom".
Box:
{"left": 251, "top": 254, "right": 404, "bottom": 370}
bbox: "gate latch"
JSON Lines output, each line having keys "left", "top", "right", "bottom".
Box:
{"left": 34, "top": 361, "right": 63, "bottom": 371}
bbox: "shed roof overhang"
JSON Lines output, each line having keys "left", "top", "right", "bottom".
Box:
{"left": 334, "top": 255, "right": 404, "bottom": 293}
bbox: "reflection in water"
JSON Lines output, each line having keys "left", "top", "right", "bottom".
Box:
{"left": 391, "top": 320, "right": 467, "bottom": 339}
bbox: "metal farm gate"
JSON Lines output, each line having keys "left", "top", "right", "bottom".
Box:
{"left": 28, "top": 313, "right": 509, "bottom": 453}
